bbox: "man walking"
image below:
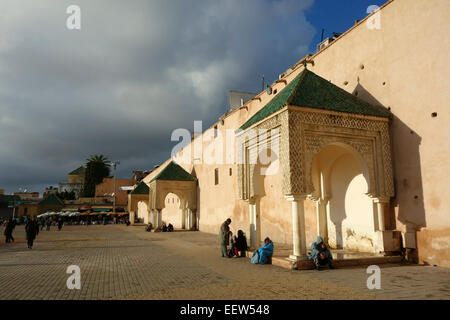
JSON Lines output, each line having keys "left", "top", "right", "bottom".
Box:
{"left": 4, "top": 219, "right": 14, "bottom": 243}
{"left": 25, "top": 216, "right": 38, "bottom": 249}
{"left": 57, "top": 217, "right": 63, "bottom": 231}
{"left": 218, "top": 218, "right": 232, "bottom": 258}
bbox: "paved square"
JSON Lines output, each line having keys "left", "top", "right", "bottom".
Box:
{"left": 0, "top": 225, "right": 449, "bottom": 300}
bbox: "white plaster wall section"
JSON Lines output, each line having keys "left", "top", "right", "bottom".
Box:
{"left": 137, "top": 201, "right": 148, "bottom": 223}
{"left": 328, "top": 153, "right": 375, "bottom": 252}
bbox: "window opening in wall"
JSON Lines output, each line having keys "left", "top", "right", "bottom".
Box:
{"left": 215, "top": 168, "right": 219, "bottom": 185}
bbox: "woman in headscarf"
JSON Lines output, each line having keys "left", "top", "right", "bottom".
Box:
{"left": 308, "top": 236, "right": 334, "bottom": 270}
{"left": 251, "top": 237, "right": 274, "bottom": 264}
{"left": 234, "top": 230, "right": 248, "bottom": 257}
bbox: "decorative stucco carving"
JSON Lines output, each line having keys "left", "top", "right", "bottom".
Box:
{"left": 237, "top": 107, "right": 394, "bottom": 201}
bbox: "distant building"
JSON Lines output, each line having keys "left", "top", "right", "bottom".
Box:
{"left": 37, "top": 194, "right": 64, "bottom": 214}
{"left": 0, "top": 194, "right": 21, "bottom": 219}
{"left": 95, "top": 177, "right": 134, "bottom": 207}
{"left": 0, "top": 189, "right": 4, "bottom": 195}
{"left": 58, "top": 166, "right": 85, "bottom": 199}
{"left": 17, "top": 201, "right": 39, "bottom": 217}
{"left": 132, "top": 170, "right": 152, "bottom": 184}
{"left": 13, "top": 192, "right": 39, "bottom": 199}
{"left": 43, "top": 186, "right": 59, "bottom": 198}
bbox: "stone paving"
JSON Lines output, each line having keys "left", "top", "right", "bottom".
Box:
{"left": 0, "top": 224, "right": 449, "bottom": 300}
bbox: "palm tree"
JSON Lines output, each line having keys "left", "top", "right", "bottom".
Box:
{"left": 82, "top": 154, "right": 111, "bottom": 197}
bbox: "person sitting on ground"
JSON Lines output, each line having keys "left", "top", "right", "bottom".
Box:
{"left": 229, "top": 233, "right": 236, "bottom": 257}
{"left": 145, "top": 222, "right": 153, "bottom": 232}
{"left": 234, "top": 230, "right": 248, "bottom": 257}
{"left": 308, "top": 236, "right": 334, "bottom": 270}
{"left": 167, "top": 223, "right": 174, "bottom": 232}
{"left": 161, "top": 221, "right": 167, "bottom": 232}
{"left": 251, "top": 237, "right": 274, "bottom": 264}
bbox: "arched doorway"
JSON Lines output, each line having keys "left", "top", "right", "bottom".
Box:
{"left": 161, "top": 192, "right": 184, "bottom": 229}
{"left": 147, "top": 161, "right": 197, "bottom": 231}
{"left": 136, "top": 200, "right": 148, "bottom": 224}
{"left": 312, "top": 143, "right": 376, "bottom": 252}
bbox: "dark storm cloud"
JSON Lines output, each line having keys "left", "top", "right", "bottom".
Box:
{"left": 0, "top": 0, "right": 315, "bottom": 194}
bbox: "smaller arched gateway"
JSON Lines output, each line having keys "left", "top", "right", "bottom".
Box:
{"left": 237, "top": 68, "right": 396, "bottom": 261}
{"left": 148, "top": 161, "right": 197, "bottom": 231}
{"left": 128, "top": 181, "right": 150, "bottom": 224}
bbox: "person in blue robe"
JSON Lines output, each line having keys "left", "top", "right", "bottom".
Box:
{"left": 308, "top": 236, "right": 334, "bottom": 270}
{"left": 251, "top": 237, "right": 274, "bottom": 264}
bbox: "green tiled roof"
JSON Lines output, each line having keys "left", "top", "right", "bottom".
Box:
{"left": 39, "top": 194, "right": 64, "bottom": 205}
{"left": 150, "top": 161, "right": 196, "bottom": 182}
{"left": 69, "top": 166, "right": 85, "bottom": 175}
{"left": 239, "top": 69, "right": 390, "bottom": 131}
{"left": 131, "top": 182, "right": 150, "bottom": 195}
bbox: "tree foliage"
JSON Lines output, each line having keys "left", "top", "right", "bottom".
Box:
{"left": 82, "top": 155, "right": 111, "bottom": 197}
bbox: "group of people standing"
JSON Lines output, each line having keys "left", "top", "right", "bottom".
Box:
{"left": 39, "top": 217, "right": 63, "bottom": 231}
{"left": 2, "top": 216, "right": 64, "bottom": 249}
{"left": 218, "top": 218, "right": 245, "bottom": 258}
{"left": 218, "top": 218, "right": 335, "bottom": 270}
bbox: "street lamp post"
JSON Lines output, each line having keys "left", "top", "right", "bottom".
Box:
{"left": 12, "top": 198, "right": 16, "bottom": 220}
{"left": 111, "top": 161, "right": 120, "bottom": 215}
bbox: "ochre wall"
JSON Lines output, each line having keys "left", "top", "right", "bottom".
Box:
{"left": 301, "top": 0, "right": 450, "bottom": 266}
{"left": 17, "top": 204, "right": 39, "bottom": 217}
